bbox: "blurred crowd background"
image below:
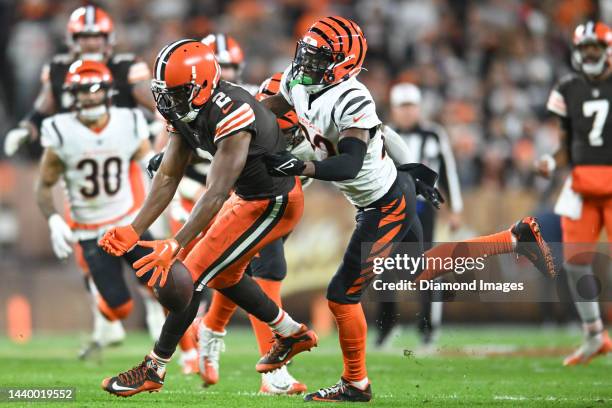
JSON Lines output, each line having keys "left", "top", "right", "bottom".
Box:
{"left": 1, "top": 0, "right": 611, "bottom": 332}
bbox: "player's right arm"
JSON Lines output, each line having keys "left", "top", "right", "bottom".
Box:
{"left": 536, "top": 81, "right": 571, "bottom": 178}
{"left": 4, "top": 65, "right": 57, "bottom": 156}
{"left": 98, "top": 132, "right": 192, "bottom": 256}
{"left": 35, "top": 147, "right": 74, "bottom": 259}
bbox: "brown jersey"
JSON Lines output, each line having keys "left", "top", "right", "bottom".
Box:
{"left": 547, "top": 72, "right": 612, "bottom": 166}
{"left": 181, "top": 80, "right": 294, "bottom": 199}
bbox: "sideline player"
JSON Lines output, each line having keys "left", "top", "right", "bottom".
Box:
{"left": 98, "top": 41, "right": 317, "bottom": 397}
{"left": 261, "top": 16, "right": 555, "bottom": 402}
{"left": 536, "top": 21, "right": 612, "bottom": 365}
{"left": 35, "top": 60, "right": 160, "bottom": 348}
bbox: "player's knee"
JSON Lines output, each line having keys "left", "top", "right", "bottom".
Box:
{"left": 98, "top": 298, "right": 133, "bottom": 321}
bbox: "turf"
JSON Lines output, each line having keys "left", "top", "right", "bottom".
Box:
{"left": 1, "top": 325, "right": 611, "bottom": 407}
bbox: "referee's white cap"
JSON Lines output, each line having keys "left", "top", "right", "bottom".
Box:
{"left": 390, "top": 83, "right": 421, "bottom": 106}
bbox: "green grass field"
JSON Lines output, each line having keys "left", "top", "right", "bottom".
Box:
{"left": 1, "top": 325, "right": 611, "bottom": 407}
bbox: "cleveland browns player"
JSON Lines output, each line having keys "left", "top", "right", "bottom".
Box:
{"left": 261, "top": 16, "right": 556, "bottom": 402}
{"left": 97, "top": 40, "right": 317, "bottom": 397}
{"left": 537, "top": 21, "right": 612, "bottom": 366}
{"left": 5, "top": 4, "right": 157, "bottom": 156}
{"left": 35, "top": 60, "right": 162, "bottom": 351}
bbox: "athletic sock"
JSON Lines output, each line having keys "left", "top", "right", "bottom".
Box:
{"left": 249, "top": 278, "right": 282, "bottom": 355}
{"left": 565, "top": 262, "right": 603, "bottom": 335}
{"left": 203, "top": 291, "right": 238, "bottom": 333}
{"left": 268, "top": 308, "right": 301, "bottom": 337}
{"left": 328, "top": 300, "right": 368, "bottom": 383}
{"left": 417, "top": 230, "right": 514, "bottom": 281}
{"left": 149, "top": 351, "right": 169, "bottom": 376}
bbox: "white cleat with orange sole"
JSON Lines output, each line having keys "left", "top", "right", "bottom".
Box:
{"left": 260, "top": 366, "right": 307, "bottom": 395}
{"left": 198, "top": 324, "right": 226, "bottom": 386}
{"left": 564, "top": 331, "right": 612, "bottom": 366}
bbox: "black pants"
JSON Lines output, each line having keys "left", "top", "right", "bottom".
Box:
{"left": 326, "top": 172, "right": 423, "bottom": 304}
{"left": 79, "top": 231, "right": 154, "bottom": 309}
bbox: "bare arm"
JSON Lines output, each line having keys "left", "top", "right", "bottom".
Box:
{"left": 35, "top": 148, "right": 64, "bottom": 219}
{"left": 260, "top": 93, "right": 292, "bottom": 117}
{"left": 174, "top": 131, "right": 251, "bottom": 247}
{"left": 132, "top": 133, "right": 192, "bottom": 235}
{"left": 19, "top": 81, "right": 56, "bottom": 140}
{"left": 535, "top": 117, "right": 570, "bottom": 177}
{"left": 301, "top": 128, "right": 369, "bottom": 178}
{"left": 131, "top": 139, "right": 153, "bottom": 162}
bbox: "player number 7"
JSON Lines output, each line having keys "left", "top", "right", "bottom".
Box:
{"left": 582, "top": 99, "right": 608, "bottom": 147}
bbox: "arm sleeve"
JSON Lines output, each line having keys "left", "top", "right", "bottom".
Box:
{"left": 312, "top": 137, "right": 367, "bottom": 181}
{"left": 279, "top": 65, "right": 295, "bottom": 106}
{"left": 435, "top": 124, "right": 463, "bottom": 213}
{"left": 383, "top": 125, "right": 412, "bottom": 165}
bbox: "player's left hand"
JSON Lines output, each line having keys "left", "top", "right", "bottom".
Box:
{"left": 414, "top": 179, "right": 445, "bottom": 209}
{"left": 133, "top": 238, "right": 181, "bottom": 287}
{"left": 263, "top": 151, "right": 306, "bottom": 176}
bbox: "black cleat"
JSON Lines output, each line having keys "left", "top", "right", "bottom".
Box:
{"left": 304, "top": 378, "right": 372, "bottom": 402}
{"left": 101, "top": 355, "right": 164, "bottom": 397}
{"left": 510, "top": 216, "right": 556, "bottom": 278}
{"left": 255, "top": 324, "right": 318, "bottom": 373}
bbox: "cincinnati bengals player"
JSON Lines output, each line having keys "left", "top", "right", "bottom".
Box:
{"left": 537, "top": 21, "right": 612, "bottom": 366}
{"left": 35, "top": 60, "right": 162, "bottom": 350}
{"left": 97, "top": 41, "right": 317, "bottom": 397}
{"left": 261, "top": 16, "right": 555, "bottom": 402}
{"left": 7, "top": 5, "right": 164, "bottom": 358}
{"left": 4, "top": 4, "right": 156, "bottom": 157}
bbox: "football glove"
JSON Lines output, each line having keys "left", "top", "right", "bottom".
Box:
{"left": 133, "top": 238, "right": 181, "bottom": 287}
{"left": 4, "top": 127, "right": 29, "bottom": 156}
{"left": 263, "top": 151, "right": 306, "bottom": 177}
{"left": 48, "top": 214, "right": 74, "bottom": 260}
{"left": 146, "top": 152, "right": 164, "bottom": 179}
{"left": 397, "top": 163, "right": 445, "bottom": 209}
{"left": 98, "top": 225, "right": 140, "bottom": 256}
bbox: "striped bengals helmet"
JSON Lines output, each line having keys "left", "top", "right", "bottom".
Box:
{"left": 64, "top": 60, "right": 113, "bottom": 118}
{"left": 256, "top": 72, "right": 299, "bottom": 133}
{"left": 291, "top": 16, "right": 367, "bottom": 91}
{"left": 572, "top": 21, "right": 612, "bottom": 76}
{"left": 66, "top": 5, "right": 114, "bottom": 59}
{"left": 151, "top": 40, "right": 220, "bottom": 123}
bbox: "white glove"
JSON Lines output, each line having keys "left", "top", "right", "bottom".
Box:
{"left": 48, "top": 214, "right": 75, "bottom": 259}
{"left": 4, "top": 127, "right": 30, "bottom": 156}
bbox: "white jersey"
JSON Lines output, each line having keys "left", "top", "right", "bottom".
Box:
{"left": 41, "top": 107, "right": 149, "bottom": 237}
{"left": 280, "top": 66, "right": 396, "bottom": 207}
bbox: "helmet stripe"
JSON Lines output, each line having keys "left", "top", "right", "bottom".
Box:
{"left": 328, "top": 16, "right": 353, "bottom": 53}
{"left": 217, "top": 33, "right": 227, "bottom": 55}
{"left": 85, "top": 5, "right": 95, "bottom": 26}
{"left": 319, "top": 19, "right": 343, "bottom": 50}
{"left": 155, "top": 39, "right": 196, "bottom": 81}
{"left": 310, "top": 27, "right": 336, "bottom": 50}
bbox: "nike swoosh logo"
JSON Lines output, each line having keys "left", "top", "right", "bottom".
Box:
{"left": 279, "top": 160, "right": 296, "bottom": 170}
{"left": 353, "top": 113, "right": 366, "bottom": 122}
{"left": 277, "top": 348, "right": 291, "bottom": 361}
{"left": 110, "top": 381, "right": 135, "bottom": 392}
{"left": 159, "top": 243, "right": 170, "bottom": 257}
{"left": 221, "top": 102, "right": 235, "bottom": 114}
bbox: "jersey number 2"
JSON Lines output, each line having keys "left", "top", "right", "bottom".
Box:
{"left": 77, "top": 157, "right": 122, "bottom": 198}
{"left": 583, "top": 99, "right": 608, "bottom": 146}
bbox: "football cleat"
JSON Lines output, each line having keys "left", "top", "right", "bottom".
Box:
{"left": 101, "top": 355, "right": 164, "bottom": 397}
{"left": 198, "top": 324, "right": 226, "bottom": 386}
{"left": 256, "top": 324, "right": 318, "bottom": 373}
{"left": 260, "top": 366, "right": 307, "bottom": 395}
{"left": 510, "top": 217, "right": 556, "bottom": 278}
{"left": 179, "top": 348, "right": 199, "bottom": 375}
{"left": 304, "top": 378, "right": 372, "bottom": 402}
{"left": 564, "top": 331, "right": 612, "bottom": 366}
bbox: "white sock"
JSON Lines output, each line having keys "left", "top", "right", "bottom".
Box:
{"left": 268, "top": 309, "right": 301, "bottom": 336}
{"left": 565, "top": 263, "right": 602, "bottom": 330}
{"left": 149, "top": 351, "right": 170, "bottom": 375}
{"left": 350, "top": 377, "right": 369, "bottom": 390}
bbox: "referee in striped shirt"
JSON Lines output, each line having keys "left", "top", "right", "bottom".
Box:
{"left": 376, "top": 83, "right": 463, "bottom": 348}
